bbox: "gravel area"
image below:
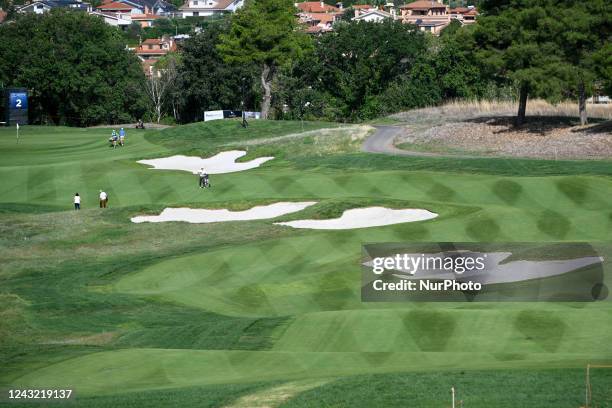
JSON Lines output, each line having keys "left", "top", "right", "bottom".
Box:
{"left": 395, "top": 105, "right": 612, "bottom": 159}
{"left": 398, "top": 115, "right": 612, "bottom": 159}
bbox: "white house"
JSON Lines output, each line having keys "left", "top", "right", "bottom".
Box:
{"left": 17, "top": 0, "right": 92, "bottom": 14}
{"left": 179, "top": 0, "right": 243, "bottom": 17}
{"left": 89, "top": 10, "right": 132, "bottom": 26}
{"left": 352, "top": 8, "right": 395, "bottom": 22}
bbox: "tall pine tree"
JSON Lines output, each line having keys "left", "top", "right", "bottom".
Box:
{"left": 555, "top": 0, "right": 610, "bottom": 125}
{"left": 218, "top": 0, "right": 311, "bottom": 119}
{"left": 474, "top": 0, "right": 573, "bottom": 125}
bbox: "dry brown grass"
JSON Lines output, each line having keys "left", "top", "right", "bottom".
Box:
{"left": 440, "top": 99, "right": 612, "bottom": 119}
{"left": 391, "top": 99, "right": 612, "bottom": 124}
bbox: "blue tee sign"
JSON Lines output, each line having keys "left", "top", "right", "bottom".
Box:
{"left": 9, "top": 92, "right": 28, "bottom": 110}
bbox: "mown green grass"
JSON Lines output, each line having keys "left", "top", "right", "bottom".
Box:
{"left": 1, "top": 121, "right": 611, "bottom": 407}
{"left": 280, "top": 369, "right": 612, "bottom": 408}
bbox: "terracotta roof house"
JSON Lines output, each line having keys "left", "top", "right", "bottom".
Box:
{"left": 0, "top": 8, "right": 7, "bottom": 22}
{"left": 17, "top": 0, "right": 92, "bottom": 14}
{"left": 295, "top": 1, "right": 340, "bottom": 13}
{"left": 298, "top": 11, "right": 339, "bottom": 32}
{"left": 135, "top": 36, "right": 177, "bottom": 76}
{"left": 306, "top": 24, "right": 324, "bottom": 33}
{"left": 399, "top": 0, "right": 450, "bottom": 34}
{"left": 96, "top": 1, "right": 134, "bottom": 13}
{"left": 131, "top": 13, "right": 162, "bottom": 26}
{"left": 96, "top": 0, "right": 175, "bottom": 16}
{"left": 179, "top": 0, "right": 243, "bottom": 17}
{"left": 450, "top": 5, "right": 477, "bottom": 24}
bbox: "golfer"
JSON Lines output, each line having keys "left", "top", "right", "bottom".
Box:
{"left": 198, "top": 168, "right": 206, "bottom": 188}
{"left": 119, "top": 128, "right": 125, "bottom": 146}
{"left": 74, "top": 193, "right": 80, "bottom": 210}
{"left": 110, "top": 130, "right": 118, "bottom": 149}
{"left": 99, "top": 190, "right": 108, "bottom": 208}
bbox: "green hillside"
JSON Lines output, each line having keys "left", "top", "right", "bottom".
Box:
{"left": 0, "top": 120, "right": 611, "bottom": 407}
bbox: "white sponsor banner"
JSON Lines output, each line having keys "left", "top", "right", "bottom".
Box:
{"left": 244, "top": 111, "right": 261, "bottom": 119}
{"left": 204, "top": 110, "right": 224, "bottom": 122}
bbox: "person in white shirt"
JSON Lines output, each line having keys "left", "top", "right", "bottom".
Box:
{"left": 198, "top": 168, "right": 206, "bottom": 188}
{"left": 74, "top": 193, "right": 81, "bottom": 210}
{"left": 99, "top": 190, "right": 108, "bottom": 208}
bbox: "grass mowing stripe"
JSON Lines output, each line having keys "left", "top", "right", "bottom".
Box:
{"left": 2, "top": 122, "right": 612, "bottom": 407}
{"left": 293, "top": 153, "right": 612, "bottom": 177}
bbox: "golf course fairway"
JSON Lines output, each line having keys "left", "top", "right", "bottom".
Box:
{"left": 1, "top": 120, "right": 611, "bottom": 407}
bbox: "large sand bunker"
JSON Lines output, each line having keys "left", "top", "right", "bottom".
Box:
{"left": 275, "top": 206, "right": 437, "bottom": 230}
{"left": 138, "top": 150, "right": 274, "bottom": 174}
{"left": 131, "top": 202, "right": 317, "bottom": 224}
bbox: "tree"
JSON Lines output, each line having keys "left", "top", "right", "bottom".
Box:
{"left": 592, "top": 43, "right": 612, "bottom": 97}
{"left": 474, "top": 1, "right": 573, "bottom": 125}
{"left": 178, "top": 22, "right": 257, "bottom": 122}
{"left": 217, "top": 0, "right": 311, "bottom": 119}
{"left": 309, "top": 20, "right": 428, "bottom": 119}
{"left": 0, "top": 10, "right": 147, "bottom": 125}
{"left": 144, "top": 53, "right": 179, "bottom": 123}
{"left": 273, "top": 20, "right": 444, "bottom": 120}
{"left": 434, "top": 25, "right": 488, "bottom": 99}
{"left": 555, "top": 0, "right": 611, "bottom": 125}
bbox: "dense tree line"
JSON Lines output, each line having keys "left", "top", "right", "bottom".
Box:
{"left": 0, "top": 10, "right": 148, "bottom": 126}
{"left": 170, "top": 3, "right": 498, "bottom": 122}
{"left": 271, "top": 19, "right": 496, "bottom": 121}
{"left": 0, "top": 0, "right": 609, "bottom": 126}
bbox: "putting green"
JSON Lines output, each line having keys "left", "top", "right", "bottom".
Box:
{"left": 1, "top": 121, "right": 611, "bottom": 406}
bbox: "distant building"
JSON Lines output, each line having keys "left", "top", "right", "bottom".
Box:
{"left": 299, "top": 11, "right": 338, "bottom": 33}
{"left": 131, "top": 13, "right": 162, "bottom": 26}
{"left": 91, "top": 0, "right": 174, "bottom": 27}
{"left": 135, "top": 36, "right": 177, "bottom": 76}
{"left": 95, "top": 0, "right": 175, "bottom": 19}
{"left": 0, "top": 8, "right": 7, "bottom": 23}
{"left": 89, "top": 10, "right": 132, "bottom": 26}
{"left": 450, "top": 6, "right": 477, "bottom": 25}
{"left": 118, "top": 0, "right": 176, "bottom": 16}
{"left": 295, "top": 1, "right": 340, "bottom": 13}
{"left": 96, "top": 1, "right": 135, "bottom": 14}
{"left": 352, "top": 8, "right": 395, "bottom": 22}
{"left": 296, "top": 1, "right": 343, "bottom": 33}
{"left": 399, "top": 0, "right": 450, "bottom": 34}
{"left": 17, "top": 0, "right": 92, "bottom": 14}
{"left": 179, "top": 0, "right": 243, "bottom": 17}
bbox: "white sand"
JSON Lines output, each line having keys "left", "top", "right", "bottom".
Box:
{"left": 131, "top": 202, "right": 317, "bottom": 224}
{"left": 137, "top": 150, "right": 274, "bottom": 174}
{"left": 275, "top": 206, "right": 438, "bottom": 230}
{"left": 385, "top": 252, "right": 603, "bottom": 285}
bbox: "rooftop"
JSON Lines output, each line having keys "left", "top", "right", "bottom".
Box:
{"left": 400, "top": 0, "right": 447, "bottom": 10}
{"left": 296, "top": 1, "right": 340, "bottom": 13}
{"left": 97, "top": 1, "right": 134, "bottom": 9}
{"left": 179, "top": 0, "right": 237, "bottom": 10}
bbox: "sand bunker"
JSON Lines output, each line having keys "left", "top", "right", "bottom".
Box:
{"left": 138, "top": 150, "right": 274, "bottom": 174}
{"left": 275, "top": 207, "right": 437, "bottom": 230}
{"left": 131, "top": 202, "right": 317, "bottom": 224}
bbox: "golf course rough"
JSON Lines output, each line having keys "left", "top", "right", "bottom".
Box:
{"left": 1, "top": 121, "right": 611, "bottom": 407}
